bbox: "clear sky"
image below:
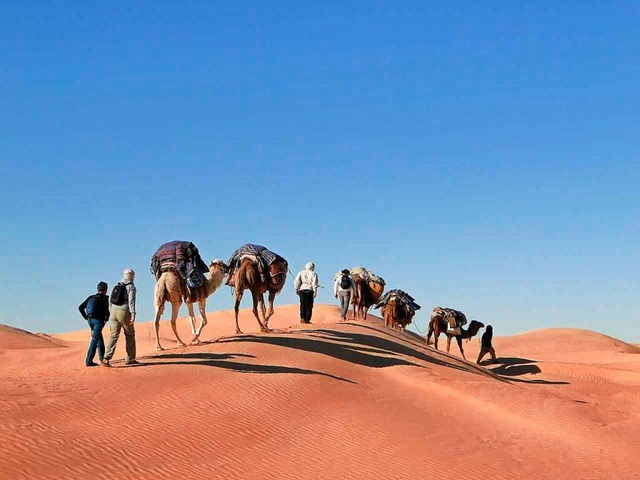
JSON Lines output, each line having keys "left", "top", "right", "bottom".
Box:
{"left": 1, "top": 1, "right": 638, "bottom": 340}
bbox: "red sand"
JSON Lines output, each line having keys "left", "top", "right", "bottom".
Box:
{"left": 1, "top": 304, "right": 639, "bottom": 479}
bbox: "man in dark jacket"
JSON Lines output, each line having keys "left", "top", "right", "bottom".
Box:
{"left": 78, "top": 281, "right": 110, "bottom": 367}
{"left": 477, "top": 325, "right": 497, "bottom": 364}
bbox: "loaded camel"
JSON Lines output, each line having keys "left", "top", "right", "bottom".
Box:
{"left": 382, "top": 295, "right": 414, "bottom": 331}
{"left": 426, "top": 307, "right": 484, "bottom": 360}
{"left": 352, "top": 275, "right": 384, "bottom": 320}
{"left": 231, "top": 256, "right": 288, "bottom": 334}
{"left": 153, "top": 259, "right": 228, "bottom": 350}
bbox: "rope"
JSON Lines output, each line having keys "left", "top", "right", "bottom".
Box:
{"left": 413, "top": 322, "right": 428, "bottom": 335}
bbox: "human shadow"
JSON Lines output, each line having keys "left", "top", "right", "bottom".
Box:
{"left": 140, "top": 351, "right": 354, "bottom": 383}
{"left": 219, "top": 326, "right": 487, "bottom": 377}
{"left": 487, "top": 357, "right": 569, "bottom": 385}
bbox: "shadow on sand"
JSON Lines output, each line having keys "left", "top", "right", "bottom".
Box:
{"left": 139, "top": 351, "right": 355, "bottom": 383}
{"left": 487, "top": 357, "right": 569, "bottom": 385}
{"left": 218, "top": 324, "right": 490, "bottom": 379}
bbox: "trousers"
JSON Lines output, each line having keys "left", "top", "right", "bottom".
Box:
{"left": 338, "top": 290, "right": 351, "bottom": 318}
{"left": 104, "top": 309, "right": 136, "bottom": 363}
{"left": 86, "top": 318, "right": 106, "bottom": 365}
{"left": 299, "top": 290, "right": 314, "bottom": 323}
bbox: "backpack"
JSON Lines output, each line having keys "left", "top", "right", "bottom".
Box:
{"left": 340, "top": 274, "right": 351, "bottom": 289}
{"left": 110, "top": 282, "right": 128, "bottom": 306}
{"left": 85, "top": 294, "right": 101, "bottom": 317}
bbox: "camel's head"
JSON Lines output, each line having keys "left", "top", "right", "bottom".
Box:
{"left": 210, "top": 259, "right": 229, "bottom": 273}
{"left": 468, "top": 320, "right": 485, "bottom": 334}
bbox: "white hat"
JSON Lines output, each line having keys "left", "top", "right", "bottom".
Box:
{"left": 305, "top": 262, "right": 315, "bottom": 271}
{"left": 123, "top": 268, "right": 135, "bottom": 279}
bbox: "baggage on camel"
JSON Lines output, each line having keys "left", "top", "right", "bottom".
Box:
{"left": 226, "top": 243, "right": 287, "bottom": 289}
{"left": 150, "top": 241, "right": 209, "bottom": 301}
{"left": 375, "top": 289, "right": 421, "bottom": 316}
{"left": 374, "top": 289, "right": 420, "bottom": 330}
{"left": 431, "top": 306, "right": 468, "bottom": 336}
{"left": 350, "top": 266, "right": 386, "bottom": 295}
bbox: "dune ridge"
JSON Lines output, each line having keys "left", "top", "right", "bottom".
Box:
{"left": 1, "top": 304, "right": 639, "bottom": 479}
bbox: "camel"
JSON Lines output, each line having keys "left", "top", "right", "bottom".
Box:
{"left": 153, "top": 259, "right": 228, "bottom": 351}
{"left": 351, "top": 275, "right": 384, "bottom": 320}
{"left": 231, "top": 257, "right": 288, "bottom": 335}
{"left": 426, "top": 309, "right": 485, "bottom": 360}
{"left": 382, "top": 296, "right": 414, "bottom": 331}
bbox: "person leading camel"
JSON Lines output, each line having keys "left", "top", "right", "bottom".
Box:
{"left": 294, "top": 262, "right": 318, "bottom": 324}
{"left": 334, "top": 269, "right": 356, "bottom": 321}
{"left": 102, "top": 269, "right": 138, "bottom": 367}
{"left": 78, "top": 281, "right": 110, "bottom": 367}
{"left": 477, "top": 325, "right": 497, "bottom": 364}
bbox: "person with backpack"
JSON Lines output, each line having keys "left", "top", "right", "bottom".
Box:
{"left": 78, "top": 281, "right": 110, "bottom": 367}
{"left": 294, "top": 262, "right": 319, "bottom": 324}
{"left": 334, "top": 269, "right": 357, "bottom": 321}
{"left": 102, "top": 268, "right": 139, "bottom": 367}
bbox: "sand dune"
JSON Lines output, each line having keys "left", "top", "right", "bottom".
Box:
{"left": 0, "top": 324, "right": 66, "bottom": 350}
{"left": 1, "top": 304, "right": 639, "bottom": 479}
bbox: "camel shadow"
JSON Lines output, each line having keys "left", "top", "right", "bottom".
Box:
{"left": 219, "top": 326, "right": 486, "bottom": 377}
{"left": 141, "top": 351, "right": 354, "bottom": 383}
{"left": 487, "top": 357, "right": 569, "bottom": 385}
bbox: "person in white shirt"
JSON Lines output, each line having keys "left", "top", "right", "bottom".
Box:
{"left": 294, "top": 262, "right": 319, "bottom": 324}
{"left": 334, "top": 269, "right": 357, "bottom": 320}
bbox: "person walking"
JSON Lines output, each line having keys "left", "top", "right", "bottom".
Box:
{"left": 102, "top": 268, "right": 139, "bottom": 366}
{"left": 334, "top": 269, "right": 356, "bottom": 320}
{"left": 78, "top": 281, "right": 110, "bottom": 367}
{"left": 477, "top": 324, "right": 497, "bottom": 364}
{"left": 294, "top": 262, "right": 318, "bottom": 324}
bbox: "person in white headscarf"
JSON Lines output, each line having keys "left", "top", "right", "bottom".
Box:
{"left": 294, "top": 262, "right": 318, "bottom": 324}
{"left": 102, "top": 268, "right": 139, "bottom": 366}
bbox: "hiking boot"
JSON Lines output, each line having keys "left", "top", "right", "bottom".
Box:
{"left": 101, "top": 360, "right": 111, "bottom": 367}
{"left": 86, "top": 362, "right": 99, "bottom": 367}
{"left": 126, "top": 360, "right": 140, "bottom": 365}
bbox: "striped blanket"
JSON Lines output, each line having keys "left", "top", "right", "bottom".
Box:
{"left": 374, "top": 289, "right": 421, "bottom": 316}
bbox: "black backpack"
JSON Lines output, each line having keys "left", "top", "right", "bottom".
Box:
{"left": 340, "top": 274, "right": 351, "bottom": 289}
{"left": 85, "top": 294, "right": 101, "bottom": 317}
{"left": 110, "top": 282, "right": 128, "bottom": 306}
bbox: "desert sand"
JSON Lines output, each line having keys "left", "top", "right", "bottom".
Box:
{"left": 1, "top": 304, "right": 639, "bottom": 479}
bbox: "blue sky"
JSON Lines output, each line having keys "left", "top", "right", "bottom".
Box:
{"left": 1, "top": 1, "right": 638, "bottom": 340}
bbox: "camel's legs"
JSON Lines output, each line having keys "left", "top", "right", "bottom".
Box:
{"left": 446, "top": 335, "right": 452, "bottom": 354}
{"left": 193, "top": 300, "right": 208, "bottom": 342}
{"left": 264, "top": 290, "right": 276, "bottom": 327}
{"left": 251, "top": 293, "right": 268, "bottom": 332}
{"left": 234, "top": 290, "right": 244, "bottom": 335}
{"left": 426, "top": 325, "right": 433, "bottom": 345}
{"left": 456, "top": 337, "right": 466, "bottom": 360}
{"left": 154, "top": 303, "right": 164, "bottom": 351}
{"left": 170, "top": 302, "right": 187, "bottom": 348}
{"left": 259, "top": 296, "right": 267, "bottom": 324}
{"left": 186, "top": 302, "right": 197, "bottom": 338}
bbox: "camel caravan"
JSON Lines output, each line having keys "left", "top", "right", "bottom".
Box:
{"left": 149, "top": 240, "right": 487, "bottom": 360}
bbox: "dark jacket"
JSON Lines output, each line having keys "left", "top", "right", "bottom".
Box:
{"left": 79, "top": 293, "right": 110, "bottom": 322}
{"left": 481, "top": 328, "right": 493, "bottom": 348}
